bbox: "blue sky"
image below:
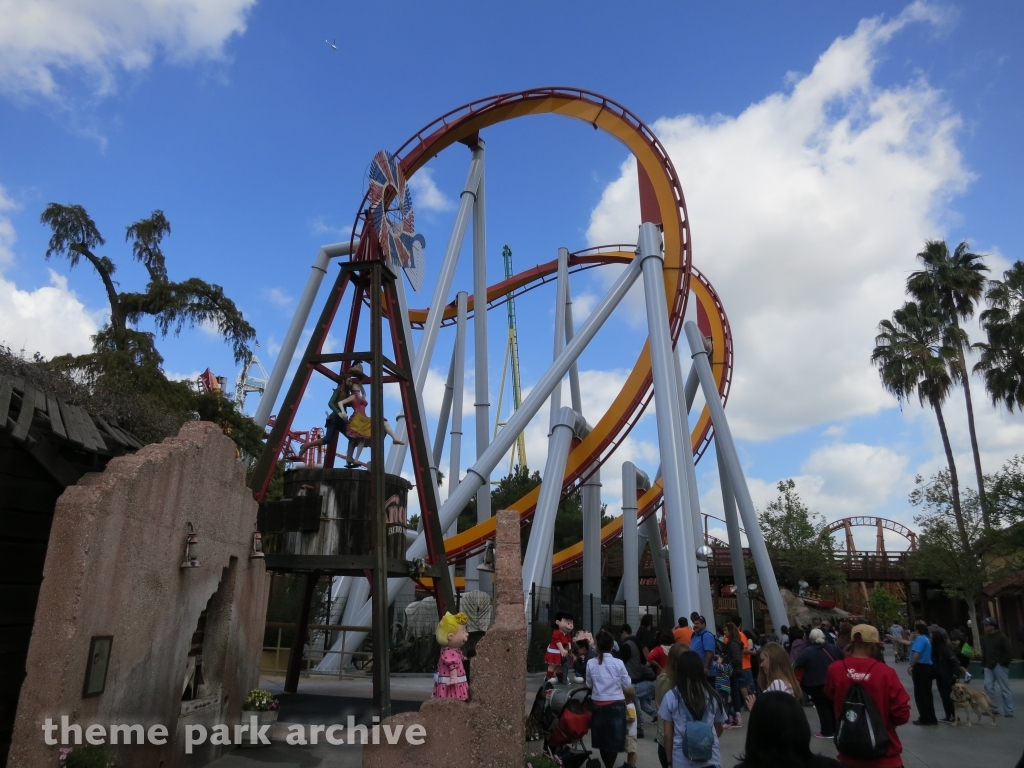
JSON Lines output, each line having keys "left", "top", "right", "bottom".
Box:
{"left": 1, "top": 1, "right": 1022, "bottom": 551}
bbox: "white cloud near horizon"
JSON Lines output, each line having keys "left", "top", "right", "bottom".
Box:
{"left": 409, "top": 168, "right": 455, "bottom": 213}
{"left": 0, "top": 0, "right": 256, "bottom": 99}
{"left": 586, "top": 3, "right": 970, "bottom": 442}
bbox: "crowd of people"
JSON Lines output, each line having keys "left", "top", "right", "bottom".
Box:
{"left": 555, "top": 610, "right": 1018, "bottom": 768}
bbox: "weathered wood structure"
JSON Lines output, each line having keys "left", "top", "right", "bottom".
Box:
{"left": 0, "top": 376, "right": 142, "bottom": 766}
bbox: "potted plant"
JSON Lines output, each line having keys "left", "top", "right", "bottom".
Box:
{"left": 241, "top": 688, "right": 279, "bottom": 746}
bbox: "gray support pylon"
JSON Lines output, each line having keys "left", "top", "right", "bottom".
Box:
{"left": 565, "top": 277, "right": 582, "bottom": 413}
{"left": 621, "top": 463, "right": 650, "bottom": 630}
{"left": 684, "top": 321, "right": 788, "bottom": 631}
{"left": 452, "top": 292, "right": 478, "bottom": 592}
{"left": 472, "top": 142, "right": 491, "bottom": 593}
{"left": 674, "top": 345, "right": 716, "bottom": 623}
{"left": 429, "top": 253, "right": 643, "bottom": 548}
{"left": 718, "top": 447, "right": 752, "bottom": 629}
{"left": 637, "top": 222, "right": 699, "bottom": 618}
{"left": 432, "top": 349, "right": 456, "bottom": 470}
{"left": 581, "top": 462, "right": 602, "bottom": 632}
{"left": 612, "top": 522, "right": 648, "bottom": 605}
{"left": 255, "top": 239, "right": 357, "bottom": 428}
{"left": 550, "top": 247, "right": 570, "bottom": 430}
{"left": 642, "top": 511, "right": 673, "bottom": 609}
{"left": 337, "top": 256, "right": 644, "bottom": 658}
{"left": 522, "top": 407, "right": 584, "bottom": 597}
{"left": 386, "top": 149, "right": 484, "bottom": 474}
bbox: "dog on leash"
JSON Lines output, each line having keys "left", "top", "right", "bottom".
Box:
{"left": 950, "top": 682, "right": 998, "bottom": 726}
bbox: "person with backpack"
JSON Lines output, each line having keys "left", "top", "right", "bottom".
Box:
{"left": 824, "top": 624, "right": 910, "bottom": 768}
{"left": 658, "top": 650, "right": 728, "bottom": 768}
{"left": 733, "top": 690, "right": 841, "bottom": 768}
{"left": 688, "top": 616, "right": 717, "bottom": 682}
{"left": 796, "top": 628, "right": 845, "bottom": 738}
{"left": 617, "top": 623, "right": 658, "bottom": 734}
{"left": 586, "top": 629, "right": 634, "bottom": 768}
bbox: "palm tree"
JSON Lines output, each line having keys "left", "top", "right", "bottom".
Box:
{"left": 872, "top": 302, "right": 971, "bottom": 545}
{"left": 906, "top": 240, "right": 990, "bottom": 528}
{"left": 40, "top": 203, "right": 254, "bottom": 364}
{"left": 975, "top": 261, "right": 1024, "bottom": 413}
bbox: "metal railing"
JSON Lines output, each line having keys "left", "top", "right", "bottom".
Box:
{"left": 262, "top": 622, "right": 372, "bottom": 679}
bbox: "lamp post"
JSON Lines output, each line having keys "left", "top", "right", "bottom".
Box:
{"left": 747, "top": 583, "right": 759, "bottom": 627}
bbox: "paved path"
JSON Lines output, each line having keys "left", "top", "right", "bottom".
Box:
{"left": 208, "top": 654, "right": 1023, "bottom": 768}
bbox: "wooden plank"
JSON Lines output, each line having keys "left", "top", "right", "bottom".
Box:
{"left": 263, "top": 554, "right": 411, "bottom": 576}
{"left": 9, "top": 383, "right": 37, "bottom": 442}
{"left": 0, "top": 378, "right": 12, "bottom": 428}
{"left": 67, "top": 404, "right": 99, "bottom": 451}
{"left": 57, "top": 398, "right": 85, "bottom": 447}
{"left": 45, "top": 396, "right": 67, "bottom": 439}
{"left": 93, "top": 414, "right": 128, "bottom": 447}
{"left": 80, "top": 410, "right": 108, "bottom": 452}
{"left": 34, "top": 388, "right": 47, "bottom": 412}
{"left": 110, "top": 422, "right": 144, "bottom": 449}
{"left": 0, "top": 474, "right": 63, "bottom": 511}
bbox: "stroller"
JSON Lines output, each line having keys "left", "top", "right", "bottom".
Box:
{"left": 528, "top": 681, "right": 597, "bottom": 768}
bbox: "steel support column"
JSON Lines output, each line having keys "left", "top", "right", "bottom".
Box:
{"left": 581, "top": 462, "right": 602, "bottom": 633}
{"left": 684, "top": 321, "right": 788, "bottom": 631}
{"left": 621, "top": 462, "right": 649, "bottom": 630}
{"left": 718, "top": 447, "right": 752, "bottom": 629}
{"left": 643, "top": 511, "right": 674, "bottom": 610}
{"left": 637, "top": 222, "right": 699, "bottom": 618}
{"left": 472, "top": 142, "right": 491, "bottom": 593}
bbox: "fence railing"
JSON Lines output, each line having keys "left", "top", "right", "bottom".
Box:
{"left": 261, "top": 622, "right": 372, "bottom": 678}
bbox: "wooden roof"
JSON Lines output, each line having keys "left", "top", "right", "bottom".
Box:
{"left": 0, "top": 375, "right": 143, "bottom": 487}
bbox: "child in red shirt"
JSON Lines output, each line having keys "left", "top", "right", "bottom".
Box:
{"left": 824, "top": 624, "right": 910, "bottom": 768}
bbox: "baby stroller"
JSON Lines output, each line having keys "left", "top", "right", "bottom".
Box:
{"left": 528, "top": 682, "right": 597, "bottom": 768}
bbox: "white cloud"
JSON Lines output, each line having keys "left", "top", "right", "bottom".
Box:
{"left": 0, "top": 184, "right": 16, "bottom": 265}
{"left": 0, "top": 269, "right": 101, "bottom": 357}
{"left": 0, "top": 0, "right": 256, "bottom": 98}
{"left": 409, "top": 168, "right": 455, "bottom": 213}
{"left": 586, "top": 3, "right": 970, "bottom": 441}
{"left": 569, "top": 292, "right": 597, "bottom": 327}
{"left": 308, "top": 216, "right": 352, "bottom": 239}
{"left": 264, "top": 287, "right": 293, "bottom": 307}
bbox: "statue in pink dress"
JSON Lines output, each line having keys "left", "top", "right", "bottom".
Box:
{"left": 432, "top": 611, "right": 470, "bottom": 700}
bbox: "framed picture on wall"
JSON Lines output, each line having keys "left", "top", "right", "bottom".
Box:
{"left": 82, "top": 636, "right": 113, "bottom": 697}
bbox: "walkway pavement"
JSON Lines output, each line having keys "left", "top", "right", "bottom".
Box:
{"left": 207, "top": 652, "right": 1023, "bottom": 768}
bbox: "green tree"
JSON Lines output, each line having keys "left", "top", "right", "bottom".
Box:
{"left": 37, "top": 203, "right": 261, "bottom": 454}
{"left": 868, "top": 586, "right": 904, "bottom": 630}
{"left": 908, "top": 471, "right": 1024, "bottom": 651}
{"left": 757, "top": 479, "right": 845, "bottom": 590}
{"left": 906, "top": 240, "right": 990, "bottom": 526}
{"left": 871, "top": 301, "right": 970, "bottom": 546}
{"left": 975, "top": 261, "right": 1024, "bottom": 414}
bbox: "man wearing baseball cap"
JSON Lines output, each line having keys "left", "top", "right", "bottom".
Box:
{"left": 981, "top": 617, "right": 1014, "bottom": 717}
{"left": 825, "top": 624, "right": 910, "bottom": 768}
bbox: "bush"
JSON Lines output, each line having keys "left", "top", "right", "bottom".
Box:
{"left": 64, "top": 745, "right": 114, "bottom": 768}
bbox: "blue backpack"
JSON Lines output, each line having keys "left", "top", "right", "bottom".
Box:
{"left": 672, "top": 688, "right": 715, "bottom": 763}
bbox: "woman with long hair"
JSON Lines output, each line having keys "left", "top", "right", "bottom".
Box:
{"left": 654, "top": 643, "right": 688, "bottom": 768}
{"left": 585, "top": 629, "right": 633, "bottom": 768}
{"left": 733, "top": 690, "right": 840, "bottom": 768}
{"left": 658, "top": 651, "right": 728, "bottom": 768}
{"left": 746, "top": 642, "right": 802, "bottom": 711}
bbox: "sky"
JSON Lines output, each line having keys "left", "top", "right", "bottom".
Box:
{"left": 1, "top": 1, "right": 1022, "bottom": 552}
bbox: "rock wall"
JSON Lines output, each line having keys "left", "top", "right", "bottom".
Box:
{"left": 8, "top": 422, "right": 269, "bottom": 768}
{"left": 362, "top": 509, "right": 527, "bottom": 768}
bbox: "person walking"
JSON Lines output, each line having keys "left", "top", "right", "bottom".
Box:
{"left": 931, "top": 628, "right": 959, "bottom": 723}
{"left": 796, "top": 628, "right": 844, "bottom": 738}
{"left": 617, "top": 623, "right": 658, "bottom": 734}
{"left": 723, "top": 622, "right": 746, "bottom": 728}
{"left": 654, "top": 643, "right": 688, "bottom": 768}
{"left": 586, "top": 629, "right": 634, "bottom": 768}
{"left": 658, "top": 650, "right": 728, "bottom": 768}
{"left": 789, "top": 628, "right": 809, "bottom": 663}
{"left": 981, "top": 617, "right": 1015, "bottom": 717}
{"left": 906, "top": 621, "right": 938, "bottom": 725}
{"left": 733, "top": 690, "right": 842, "bottom": 768}
{"left": 824, "top": 624, "right": 911, "bottom": 768}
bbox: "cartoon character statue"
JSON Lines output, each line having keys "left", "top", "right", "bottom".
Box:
{"left": 341, "top": 365, "right": 404, "bottom": 468}
{"left": 545, "top": 611, "right": 575, "bottom": 684}
{"left": 433, "top": 611, "right": 470, "bottom": 700}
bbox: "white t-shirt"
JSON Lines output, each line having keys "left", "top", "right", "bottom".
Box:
{"left": 766, "top": 678, "right": 793, "bottom": 695}
{"left": 586, "top": 655, "right": 631, "bottom": 702}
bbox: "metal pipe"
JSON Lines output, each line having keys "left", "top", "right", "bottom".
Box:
{"left": 581, "top": 462, "right": 602, "bottom": 633}
{"left": 642, "top": 511, "right": 673, "bottom": 609}
{"left": 565, "top": 278, "right": 583, "bottom": 414}
{"left": 674, "top": 344, "right": 716, "bottom": 622}
{"left": 432, "top": 348, "right": 457, "bottom": 469}
{"left": 621, "top": 462, "right": 648, "bottom": 630}
{"left": 472, "top": 143, "right": 490, "bottom": 593}
{"left": 718, "top": 447, "right": 752, "bottom": 629}
{"left": 551, "top": 247, "right": 569, "bottom": 430}
{"left": 522, "top": 407, "right": 584, "bottom": 595}
{"left": 254, "top": 239, "right": 357, "bottom": 428}
{"left": 638, "top": 222, "right": 699, "bottom": 619}
{"left": 612, "top": 527, "right": 647, "bottom": 606}
{"left": 684, "top": 321, "right": 788, "bottom": 631}
{"left": 430, "top": 254, "right": 643, "bottom": 541}
{"left": 685, "top": 361, "right": 700, "bottom": 411}
{"left": 450, "top": 292, "right": 468, "bottom": 492}
{"left": 386, "top": 150, "right": 484, "bottom": 473}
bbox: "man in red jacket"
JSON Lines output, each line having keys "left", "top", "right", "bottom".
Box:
{"left": 825, "top": 624, "right": 911, "bottom": 768}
